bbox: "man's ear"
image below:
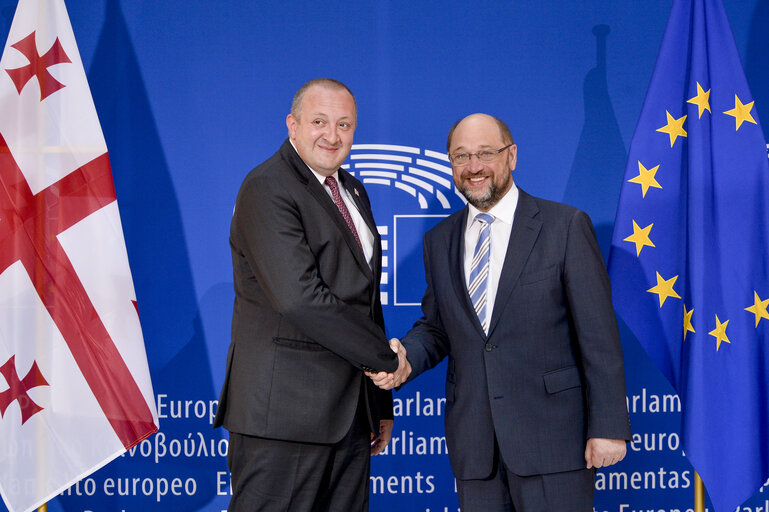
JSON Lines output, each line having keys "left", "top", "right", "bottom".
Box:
{"left": 508, "top": 144, "right": 518, "bottom": 171}
{"left": 286, "top": 114, "right": 297, "bottom": 139}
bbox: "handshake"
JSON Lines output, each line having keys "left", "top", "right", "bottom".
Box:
{"left": 366, "top": 338, "right": 412, "bottom": 390}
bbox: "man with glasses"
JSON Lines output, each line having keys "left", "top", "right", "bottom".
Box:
{"left": 370, "top": 113, "right": 631, "bottom": 511}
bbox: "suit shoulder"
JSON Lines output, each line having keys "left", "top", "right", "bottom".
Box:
{"left": 236, "top": 147, "right": 307, "bottom": 204}
{"left": 527, "top": 194, "right": 592, "bottom": 226}
{"left": 530, "top": 194, "right": 579, "bottom": 217}
{"left": 424, "top": 208, "right": 466, "bottom": 240}
{"left": 240, "top": 150, "right": 291, "bottom": 186}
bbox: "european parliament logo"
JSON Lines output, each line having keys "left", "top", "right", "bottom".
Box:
{"left": 343, "top": 144, "right": 466, "bottom": 307}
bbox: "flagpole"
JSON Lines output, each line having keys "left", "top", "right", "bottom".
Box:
{"left": 37, "top": 504, "right": 47, "bottom": 512}
{"left": 694, "top": 471, "right": 705, "bottom": 512}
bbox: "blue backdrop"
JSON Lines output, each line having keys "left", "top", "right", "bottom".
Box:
{"left": 1, "top": 1, "right": 768, "bottom": 511}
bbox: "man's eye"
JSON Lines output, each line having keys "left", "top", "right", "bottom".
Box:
{"left": 480, "top": 151, "right": 495, "bottom": 158}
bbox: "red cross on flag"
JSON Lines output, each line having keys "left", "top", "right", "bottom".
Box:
{"left": 0, "top": 1, "right": 158, "bottom": 511}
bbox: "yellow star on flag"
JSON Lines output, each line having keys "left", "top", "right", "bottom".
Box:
{"left": 687, "top": 82, "right": 711, "bottom": 118}
{"left": 684, "top": 305, "right": 695, "bottom": 340}
{"left": 628, "top": 161, "right": 662, "bottom": 198}
{"left": 745, "top": 291, "right": 769, "bottom": 327}
{"left": 624, "top": 220, "right": 655, "bottom": 256}
{"left": 656, "top": 110, "right": 687, "bottom": 147}
{"left": 647, "top": 271, "right": 681, "bottom": 307}
{"left": 708, "top": 315, "right": 731, "bottom": 351}
{"left": 723, "top": 94, "right": 757, "bottom": 130}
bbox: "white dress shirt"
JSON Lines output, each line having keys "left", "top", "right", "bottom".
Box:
{"left": 290, "top": 142, "right": 375, "bottom": 266}
{"left": 463, "top": 184, "right": 519, "bottom": 323}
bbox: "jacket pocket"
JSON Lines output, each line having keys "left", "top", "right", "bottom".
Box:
{"left": 543, "top": 365, "right": 581, "bottom": 394}
{"left": 519, "top": 264, "right": 558, "bottom": 285}
{"left": 272, "top": 337, "right": 326, "bottom": 352}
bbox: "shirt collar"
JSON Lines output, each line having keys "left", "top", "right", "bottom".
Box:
{"left": 467, "top": 182, "right": 519, "bottom": 225}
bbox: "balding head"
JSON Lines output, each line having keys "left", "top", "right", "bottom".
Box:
{"left": 291, "top": 78, "right": 357, "bottom": 121}
{"left": 447, "top": 113, "right": 514, "bottom": 153}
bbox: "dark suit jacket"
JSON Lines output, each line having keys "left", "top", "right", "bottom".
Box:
{"left": 402, "top": 188, "right": 631, "bottom": 479}
{"left": 214, "top": 139, "right": 398, "bottom": 444}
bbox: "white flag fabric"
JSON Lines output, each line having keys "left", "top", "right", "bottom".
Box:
{"left": 0, "top": 1, "right": 158, "bottom": 511}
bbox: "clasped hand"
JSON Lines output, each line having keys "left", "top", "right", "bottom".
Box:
{"left": 366, "top": 338, "right": 411, "bottom": 390}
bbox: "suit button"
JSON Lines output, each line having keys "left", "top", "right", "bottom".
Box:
{"left": 485, "top": 343, "right": 493, "bottom": 351}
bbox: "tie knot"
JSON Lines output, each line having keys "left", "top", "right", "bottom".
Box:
{"left": 476, "top": 213, "right": 494, "bottom": 226}
{"left": 325, "top": 176, "right": 338, "bottom": 187}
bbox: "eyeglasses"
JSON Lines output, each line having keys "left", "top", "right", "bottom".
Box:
{"left": 449, "top": 144, "right": 513, "bottom": 166}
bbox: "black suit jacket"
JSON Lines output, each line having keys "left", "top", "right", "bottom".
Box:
{"left": 214, "top": 140, "right": 398, "bottom": 444}
{"left": 402, "top": 189, "right": 631, "bottom": 478}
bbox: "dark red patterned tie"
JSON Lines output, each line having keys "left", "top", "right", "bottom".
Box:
{"left": 325, "top": 176, "right": 362, "bottom": 249}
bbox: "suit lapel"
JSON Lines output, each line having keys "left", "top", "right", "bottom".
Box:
{"left": 487, "top": 190, "right": 542, "bottom": 337}
{"left": 281, "top": 140, "right": 374, "bottom": 281}
{"left": 341, "top": 173, "right": 376, "bottom": 235}
{"left": 447, "top": 208, "right": 488, "bottom": 339}
{"left": 339, "top": 171, "right": 379, "bottom": 283}
{"left": 307, "top": 177, "right": 374, "bottom": 281}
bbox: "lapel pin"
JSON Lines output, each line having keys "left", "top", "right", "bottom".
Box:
{"left": 354, "top": 188, "right": 360, "bottom": 197}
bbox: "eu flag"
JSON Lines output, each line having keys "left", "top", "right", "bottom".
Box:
{"left": 608, "top": 1, "right": 769, "bottom": 511}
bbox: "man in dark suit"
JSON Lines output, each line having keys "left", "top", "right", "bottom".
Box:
{"left": 371, "top": 113, "right": 631, "bottom": 511}
{"left": 214, "top": 78, "right": 406, "bottom": 511}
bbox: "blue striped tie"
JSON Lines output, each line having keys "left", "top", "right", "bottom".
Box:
{"left": 468, "top": 213, "right": 494, "bottom": 333}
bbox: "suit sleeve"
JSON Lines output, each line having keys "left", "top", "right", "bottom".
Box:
{"left": 373, "top": 384, "right": 394, "bottom": 420}
{"left": 563, "top": 210, "right": 631, "bottom": 440}
{"left": 233, "top": 175, "right": 398, "bottom": 373}
{"left": 401, "top": 232, "right": 452, "bottom": 381}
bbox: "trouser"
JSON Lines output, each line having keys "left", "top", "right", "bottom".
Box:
{"left": 227, "top": 406, "right": 370, "bottom": 512}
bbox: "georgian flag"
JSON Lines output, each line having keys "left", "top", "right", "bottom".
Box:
{"left": 0, "top": 1, "right": 158, "bottom": 511}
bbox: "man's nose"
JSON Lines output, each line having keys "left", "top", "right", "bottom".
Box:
{"left": 467, "top": 153, "right": 484, "bottom": 171}
{"left": 324, "top": 124, "right": 339, "bottom": 143}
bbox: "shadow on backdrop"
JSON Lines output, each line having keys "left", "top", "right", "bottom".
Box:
{"left": 746, "top": 0, "right": 769, "bottom": 142}
{"left": 49, "top": 1, "right": 224, "bottom": 510}
{"left": 562, "top": 25, "right": 627, "bottom": 260}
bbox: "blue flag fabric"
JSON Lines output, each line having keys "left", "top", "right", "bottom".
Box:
{"left": 608, "top": 1, "right": 769, "bottom": 511}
